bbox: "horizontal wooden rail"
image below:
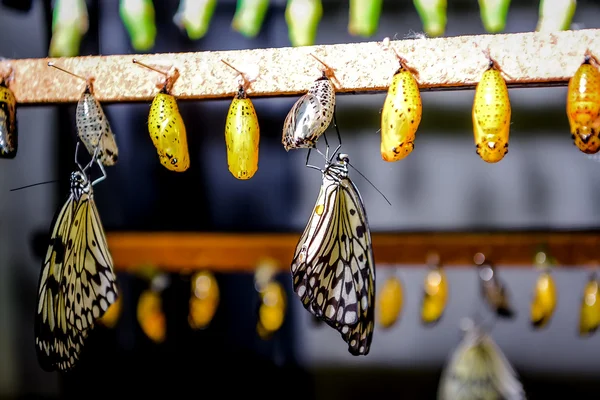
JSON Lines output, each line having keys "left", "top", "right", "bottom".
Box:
{"left": 1, "top": 29, "right": 599, "bottom": 105}
{"left": 106, "top": 231, "right": 600, "bottom": 272}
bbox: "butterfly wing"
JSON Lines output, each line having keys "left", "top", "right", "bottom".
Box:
{"left": 438, "top": 329, "right": 525, "bottom": 400}
{"left": 35, "top": 193, "right": 88, "bottom": 372}
{"left": 291, "top": 171, "right": 376, "bottom": 355}
{"left": 63, "top": 191, "right": 118, "bottom": 332}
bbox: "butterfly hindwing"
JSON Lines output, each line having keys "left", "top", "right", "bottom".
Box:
{"left": 290, "top": 153, "right": 376, "bottom": 356}
{"left": 63, "top": 191, "right": 117, "bottom": 331}
{"left": 35, "top": 167, "right": 117, "bottom": 372}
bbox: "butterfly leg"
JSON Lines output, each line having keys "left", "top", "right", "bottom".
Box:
{"left": 331, "top": 109, "right": 342, "bottom": 160}
{"left": 305, "top": 148, "right": 321, "bottom": 172}
{"left": 92, "top": 159, "right": 107, "bottom": 186}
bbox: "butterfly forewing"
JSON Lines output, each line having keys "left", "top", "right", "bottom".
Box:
{"left": 76, "top": 88, "right": 119, "bottom": 166}
{"left": 35, "top": 169, "right": 118, "bottom": 372}
{"left": 290, "top": 154, "right": 376, "bottom": 355}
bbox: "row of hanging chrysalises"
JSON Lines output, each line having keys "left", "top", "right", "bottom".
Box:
{"left": 46, "top": 0, "right": 576, "bottom": 57}
{"left": 3, "top": 43, "right": 599, "bottom": 373}
{"left": 50, "top": 250, "right": 598, "bottom": 400}
{"left": 2, "top": 42, "right": 600, "bottom": 167}
{"left": 99, "top": 251, "right": 600, "bottom": 343}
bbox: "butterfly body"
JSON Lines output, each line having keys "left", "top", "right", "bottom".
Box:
{"left": 0, "top": 80, "right": 17, "bottom": 158}
{"left": 291, "top": 153, "right": 375, "bottom": 355}
{"left": 567, "top": 53, "right": 600, "bottom": 154}
{"left": 472, "top": 60, "right": 511, "bottom": 163}
{"left": 147, "top": 89, "right": 190, "bottom": 172}
{"left": 76, "top": 86, "right": 119, "bottom": 166}
{"left": 35, "top": 155, "right": 118, "bottom": 372}
{"left": 282, "top": 75, "right": 335, "bottom": 151}
{"left": 225, "top": 86, "right": 260, "bottom": 179}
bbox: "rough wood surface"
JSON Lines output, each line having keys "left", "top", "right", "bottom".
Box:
{"left": 1, "top": 29, "right": 599, "bottom": 104}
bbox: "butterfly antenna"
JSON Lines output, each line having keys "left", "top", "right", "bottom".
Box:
{"left": 347, "top": 162, "right": 392, "bottom": 206}
{"left": 10, "top": 179, "right": 60, "bottom": 192}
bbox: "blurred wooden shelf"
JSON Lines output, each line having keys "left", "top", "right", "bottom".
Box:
{"left": 106, "top": 231, "right": 600, "bottom": 272}
{"left": 1, "top": 29, "right": 599, "bottom": 104}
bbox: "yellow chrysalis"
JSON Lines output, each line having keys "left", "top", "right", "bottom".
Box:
{"left": 567, "top": 50, "right": 600, "bottom": 155}
{"left": 472, "top": 50, "right": 511, "bottom": 164}
{"left": 579, "top": 271, "right": 600, "bottom": 336}
{"left": 255, "top": 260, "right": 286, "bottom": 340}
{"left": 221, "top": 60, "right": 260, "bottom": 180}
{"left": 133, "top": 59, "right": 190, "bottom": 172}
{"left": 188, "top": 270, "right": 220, "bottom": 330}
{"left": 0, "top": 67, "right": 17, "bottom": 159}
{"left": 421, "top": 253, "right": 448, "bottom": 326}
{"left": 380, "top": 41, "right": 422, "bottom": 162}
{"left": 377, "top": 275, "right": 403, "bottom": 329}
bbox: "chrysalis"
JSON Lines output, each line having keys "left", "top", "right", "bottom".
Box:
{"left": 48, "top": 62, "right": 119, "bottom": 166}
{"left": 380, "top": 40, "right": 422, "bottom": 162}
{"left": 566, "top": 50, "right": 600, "bottom": 154}
{"left": 0, "top": 69, "right": 17, "bottom": 158}
{"left": 472, "top": 50, "right": 511, "bottom": 163}
{"left": 133, "top": 59, "right": 190, "bottom": 172}
{"left": 222, "top": 60, "right": 260, "bottom": 180}
{"left": 282, "top": 54, "right": 338, "bottom": 151}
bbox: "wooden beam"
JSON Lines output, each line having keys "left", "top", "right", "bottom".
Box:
{"left": 2, "top": 29, "right": 599, "bottom": 105}
{"left": 106, "top": 231, "right": 600, "bottom": 272}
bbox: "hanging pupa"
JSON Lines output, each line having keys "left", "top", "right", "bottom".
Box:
{"left": 377, "top": 271, "right": 404, "bottom": 329}
{"left": 119, "top": 0, "right": 157, "bottom": 51}
{"left": 0, "top": 66, "right": 17, "bottom": 159}
{"left": 282, "top": 54, "right": 339, "bottom": 151}
{"left": 472, "top": 49, "right": 512, "bottom": 163}
{"left": 380, "top": 38, "right": 422, "bottom": 162}
{"left": 173, "top": 0, "right": 217, "bottom": 40}
{"left": 133, "top": 59, "right": 190, "bottom": 172}
{"left": 255, "top": 259, "right": 286, "bottom": 340}
{"left": 188, "top": 270, "right": 220, "bottom": 330}
{"left": 421, "top": 253, "right": 448, "bottom": 326}
{"left": 477, "top": 0, "right": 511, "bottom": 33}
{"left": 579, "top": 269, "right": 600, "bottom": 336}
{"left": 348, "top": 0, "right": 383, "bottom": 37}
{"left": 566, "top": 50, "right": 600, "bottom": 154}
{"left": 47, "top": 62, "right": 119, "bottom": 166}
{"left": 137, "top": 273, "right": 169, "bottom": 343}
{"left": 222, "top": 60, "right": 260, "bottom": 180}
{"left": 285, "top": 0, "right": 323, "bottom": 47}
{"left": 413, "top": 0, "right": 447, "bottom": 37}
{"left": 530, "top": 248, "right": 558, "bottom": 329}
{"left": 474, "top": 252, "right": 515, "bottom": 318}
{"left": 536, "top": 0, "right": 576, "bottom": 32}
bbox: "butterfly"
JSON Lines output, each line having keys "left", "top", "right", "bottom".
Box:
{"left": 290, "top": 149, "right": 375, "bottom": 355}
{"left": 438, "top": 320, "right": 526, "bottom": 400}
{"left": 35, "top": 142, "right": 118, "bottom": 372}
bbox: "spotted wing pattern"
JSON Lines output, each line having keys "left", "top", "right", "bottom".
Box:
{"left": 291, "top": 154, "right": 375, "bottom": 355}
{"left": 35, "top": 169, "right": 118, "bottom": 372}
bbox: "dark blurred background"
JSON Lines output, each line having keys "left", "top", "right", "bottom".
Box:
{"left": 1, "top": 0, "right": 600, "bottom": 399}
